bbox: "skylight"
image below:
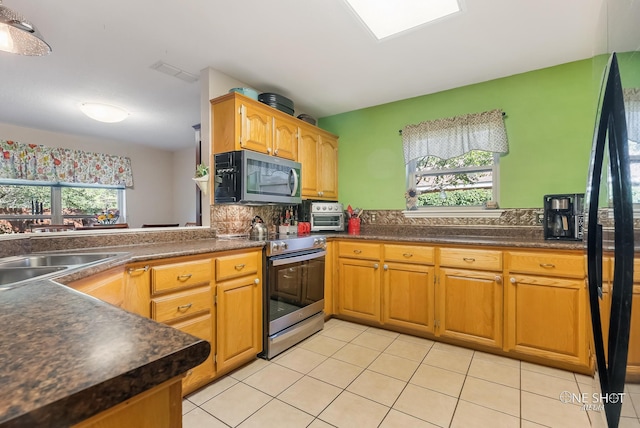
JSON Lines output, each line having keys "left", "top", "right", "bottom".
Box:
{"left": 345, "top": 0, "right": 461, "bottom": 40}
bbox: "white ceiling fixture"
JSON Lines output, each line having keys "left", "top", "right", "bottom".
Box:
{"left": 79, "top": 103, "right": 130, "bottom": 123}
{"left": 0, "top": 0, "right": 51, "bottom": 56}
{"left": 150, "top": 61, "right": 199, "bottom": 84}
{"left": 344, "top": 0, "right": 462, "bottom": 40}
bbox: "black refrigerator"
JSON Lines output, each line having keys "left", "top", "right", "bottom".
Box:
{"left": 585, "top": 52, "right": 636, "bottom": 428}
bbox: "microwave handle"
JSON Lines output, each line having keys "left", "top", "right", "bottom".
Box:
{"left": 289, "top": 169, "right": 299, "bottom": 197}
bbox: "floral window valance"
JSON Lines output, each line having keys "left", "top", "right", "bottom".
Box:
{"left": 624, "top": 88, "right": 640, "bottom": 143}
{"left": 401, "top": 109, "right": 509, "bottom": 163}
{"left": 0, "top": 140, "right": 133, "bottom": 188}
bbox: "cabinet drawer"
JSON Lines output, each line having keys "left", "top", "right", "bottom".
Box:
{"left": 384, "top": 244, "right": 434, "bottom": 265}
{"left": 439, "top": 247, "right": 502, "bottom": 271}
{"left": 338, "top": 241, "right": 381, "bottom": 260}
{"left": 507, "top": 251, "right": 584, "bottom": 278}
{"left": 151, "top": 259, "right": 212, "bottom": 294}
{"left": 152, "top": 286, "right": 212, "bottom": 323}
{"left": 216, "top": 252, "right": 259, "bottom": 281}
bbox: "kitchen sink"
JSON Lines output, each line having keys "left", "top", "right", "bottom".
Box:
{"left": 0, "top": 252, "right": 128, "bottom": 290}
{"left": 0, "top": 266, "right": 69, "bottom": 287}
{"left": 0, "top": 253, "right": 123, "bottom": 268}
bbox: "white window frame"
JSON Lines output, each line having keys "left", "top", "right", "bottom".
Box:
{"left": 404, "top": 152, "right": 503, "bottom": 218}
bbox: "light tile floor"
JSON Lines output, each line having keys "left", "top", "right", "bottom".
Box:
{"left": 183, "top": 319, "right": 640, "bottom": 428}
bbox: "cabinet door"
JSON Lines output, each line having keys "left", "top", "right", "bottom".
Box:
{"left": 239, "top": 103, "right": 272, "bottom": 154}
{"left": 171, "top": 314, "right": 215, "bottom": 395}
{"left": 216, "top": 275, "right": 262, "bottom": 375}
{"left": 124, "top": 263, "right": 151, "bottom": 317}
{"left": 337, "top": 258, "right": 381, "bottom": 323}
{"left": 298, "top": 126, "right": 319, "bottom": 198}
{"left": 273, "top": 116, "right": 298, "bottom": 160}
{"left": 438, "top": 268, "right": 503, "bottom": 349}
{"left": 318, "top": 134, "right": 338, "bottom": 200}
{"left": 383, "top": 262, "right": 435, "bottom": 334}
{"left": 506, "top": 274, "right": 588, "bottom": 366}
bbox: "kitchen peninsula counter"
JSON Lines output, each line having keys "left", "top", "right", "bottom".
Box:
{"left": 0, "top": 234, "right": 264, "bottom": 428}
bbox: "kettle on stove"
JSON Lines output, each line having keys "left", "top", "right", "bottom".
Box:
{"left": 249, "top": 216, "right": 268, "bottom": 239}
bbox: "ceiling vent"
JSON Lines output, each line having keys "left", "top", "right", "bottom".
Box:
{"left": 150, "top": 61, "right": 199, "bottom": 83}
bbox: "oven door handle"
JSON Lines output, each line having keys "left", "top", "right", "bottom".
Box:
{"left": 272, "top": 250, "right": 326, "bottom": 266}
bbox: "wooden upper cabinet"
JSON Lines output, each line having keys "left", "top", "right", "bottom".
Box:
{"left": 298, "top": 125, "right": 320, "bottom": 197}
{"left": 272, "top": 115, "right": 298, "bottom": 160}
{"left": 318, "top": 132, "right": 338, "bottom": 200}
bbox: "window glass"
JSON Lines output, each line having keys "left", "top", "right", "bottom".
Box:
{"left": 629, "top": 140, "right": 640, "bottom": 204}
{"left": 407, "top": 150, "right": 497, "bottom": 208}
{"left": 0, "top": 184, "right": 123, "bottom": 234}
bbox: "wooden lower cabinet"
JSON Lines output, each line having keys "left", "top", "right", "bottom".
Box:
{"left": 215, "top": 274, "right": 262, "bottom": 375}
{"left": 337, "top": 257, "right": 381, "bottom": 323}
{"left": 214, "top": 250, "right": 263, "bottom": 376}
{"left": 438, "top": 267, "right": 503, "bottom": 349}
{"left": 67, "top": 267, "right": 125, "bottom": 308}
{"left": 628, "top": 283, "right": 640, "bottom": 380}
{"left": 383, "top": 262, "right": 434, "bottom": 334}
{"left": 72, "top": 376, "right": 182, "bottom": 428}
{"left": 505, "top": 251, "right": 589, "bottom": 369}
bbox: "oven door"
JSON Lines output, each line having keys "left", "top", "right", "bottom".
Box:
{"left": 310, "top": 213, "right": 344, "bottom": 231}
{"left": 267, "top": 249, "right": 326, "bottom": 336}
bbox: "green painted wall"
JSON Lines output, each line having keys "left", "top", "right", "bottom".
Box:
{"left": 318, "top": 58, "right": 602, "bottom": 209}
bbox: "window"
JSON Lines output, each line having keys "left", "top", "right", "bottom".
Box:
{"left": 407, "top": 150, "right": 498, "bottom": 208}
{"left": 0, "top": 183, "right": 124, "bottom": 234}
{"left": 402, "top": 109, "right": 508, "bottom": 212}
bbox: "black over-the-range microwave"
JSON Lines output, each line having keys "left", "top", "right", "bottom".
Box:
{"left": 213, "top": 150, "right": 302, "bottom": 205}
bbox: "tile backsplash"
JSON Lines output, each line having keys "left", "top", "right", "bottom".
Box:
{"left": 210, "top": 205, "right": 629, "bottom": 235}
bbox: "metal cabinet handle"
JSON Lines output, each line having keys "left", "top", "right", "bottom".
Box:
{"left": 353, "top": 249, "right": 362, "bottom": 254}
{"left": 234, "top": 264, "right": 245, "bottom": 271}
{"left": 127, "top": 265, "right": 149, "bottom": 274}
{"left": 177, "top": 303, "right": 193, "bottom": 311}
{"left": 463, "top": 257, "right": 476, "bottom": 262}
{"left": 383, "top": 264, "right": 388, "bottom": 271}
{"left": 495, "top": 275, "right": 502, "bottom": 285}
{"left": 403, "top": 253, "right": 413, "bottom": 258}
{"left": 373, "top": 263, "right": 379, "bottom": 269}
{"left": 177, "top": 273, "right": 193, "bottom": 281}
{"left": 539, "top": 263, "right": 556, "bottom": 268}
{"left": 510, "top": 277, "right": 516, "bottom": 284}
{"left": 254, "top": 278, "right": 260, "bottom": 285}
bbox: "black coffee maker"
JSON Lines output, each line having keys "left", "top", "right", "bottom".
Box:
{"left": 543, "top": 193, "right": 585, "bottom": 240}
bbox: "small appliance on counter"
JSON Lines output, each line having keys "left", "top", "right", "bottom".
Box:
{"left": 300, "top": 201, "right": 344, "bottom": 232}
{"left": 543, "top": 193, "right": 584, "bottom": 240}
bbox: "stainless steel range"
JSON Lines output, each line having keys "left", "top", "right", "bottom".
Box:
{"left": 260, "top": 233, "right": 327, "bottom": 359}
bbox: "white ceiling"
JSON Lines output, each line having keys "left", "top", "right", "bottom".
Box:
{"left": 0, "top": 0, "right": 621, "bottom": 152}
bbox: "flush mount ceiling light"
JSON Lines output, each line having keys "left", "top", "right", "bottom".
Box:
{"left": 0, "top": 0, "right": 51, "bottom": 56}
{"left": 344, "top": 0, "right": 461, "bottom": 40}
{"left": 79, "top": 103, "right": 130, "bottom": 123}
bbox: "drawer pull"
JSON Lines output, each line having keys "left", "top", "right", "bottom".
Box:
{"left": 177, "top": 303, "right": 193, "bottom": 311}
{"left": 177, "top": 273, "right": 193, "bottom": 281}
{"left": 539, "top": 263, "right": 556, "bottom": 268}
{"left": 463, "top": 257, "right": 476, "bottom": 262}
{"left": 127, "top": 265, "right": 150, "bottom": 274}
{"left": 353, "top": 249, "right": 362, "bottom": 254}
{"left": 495, "top": 275, "right": 502, "bottom": 285}
{"left": 403, "top": 253, "right": 413, "bottom": 258}
{"left": 234, "top": 263, "right": 246, "bottom": 271}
